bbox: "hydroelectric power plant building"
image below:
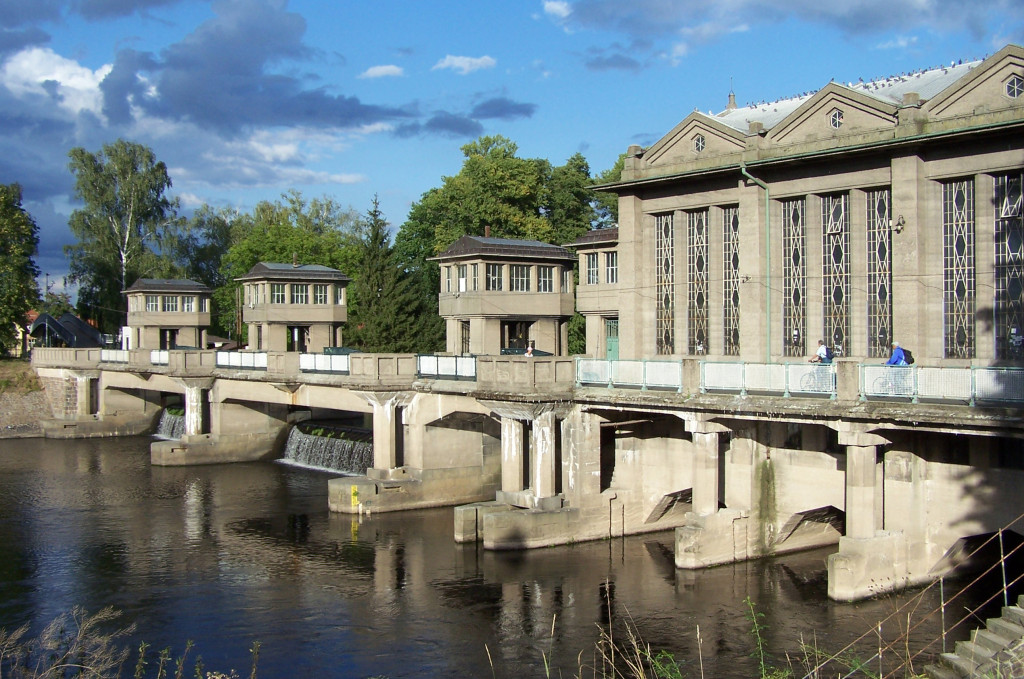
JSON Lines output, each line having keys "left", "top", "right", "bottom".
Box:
{"left": 32, "top": 45, "right": 1024, "bottom": 602}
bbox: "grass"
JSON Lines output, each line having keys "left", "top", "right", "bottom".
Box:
{"left": 0, "top": 607, "right": 259, "bottom": 679}
{"left": 0, "top": 358, "right": 40, "bottom": 395}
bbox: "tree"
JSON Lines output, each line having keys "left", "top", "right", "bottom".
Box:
{"left": 215, "top": 192, "right": 361, "bottom": 340}
{"left": 592, "top": 152, "right": 626, "bottom": 228}
{"left": 544, "top": 152, "right": 599, "bottom": 247}
{"left": 347, "top": 196, "right": 441, "bottom": 352}
{"left": 0, "top": 183, "right": 40, "bottom": 355}
{"left": 66, "top": 140, "right": 179, "bottom": 332}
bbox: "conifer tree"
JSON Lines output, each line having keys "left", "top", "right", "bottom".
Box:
{"left": 347, "top": 196, "right": 440, "bottom": 352}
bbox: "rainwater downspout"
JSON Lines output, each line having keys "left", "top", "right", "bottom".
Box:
{"left": 740, "top": 163, "right": 771, "bottom": 363}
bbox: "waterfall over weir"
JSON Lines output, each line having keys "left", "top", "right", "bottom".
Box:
{"left": 154, "top": 409, "right": 185, "bottom": 440}
{"left": 281, "top": 423, "right": 373, "bottom": 475}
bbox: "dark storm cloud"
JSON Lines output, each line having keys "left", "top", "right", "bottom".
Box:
{"left": 0, "top": 27, "right": 51, "bottom": 55}
{"left": 469, "top": 97, "right": 536, "bottom": 120}
{"left": 0, "top": 0, "right": 62, "bottom": 28}
{"left": 584, "top": 52, "right": 642, "bottom": 72}
{"left": 73, "top": 0, "right": 187, "bottom": 20}
{"left": 99, "top": 0, "right": 411, "bottom": 134}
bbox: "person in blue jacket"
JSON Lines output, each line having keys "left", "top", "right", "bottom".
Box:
{"left": 886, "top": 341, "right": 907, "bottom": 366}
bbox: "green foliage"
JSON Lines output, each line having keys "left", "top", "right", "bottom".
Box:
{"left": 568, "top": 313, "right": 586, "bottom": 355}
{"left": 592, "top": 152, "right": 626, "bottom": 227}
{"left": 0, "top": 184, "right": 39, "bottom": 355}
{"left": 347, "top": 197, "right": 442, "bottom": 352}
{"left": 214, "top": 191, "right": 360, "bottom": 341}
{"left": 66, "top": 140, "right": 180, "bottom": 333}
{"left": 745, "top": 596, "right": 793, "bottom": 679}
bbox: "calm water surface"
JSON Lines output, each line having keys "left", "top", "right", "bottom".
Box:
{"left": 0, "top": 436, "right": 999, "bottom": 677}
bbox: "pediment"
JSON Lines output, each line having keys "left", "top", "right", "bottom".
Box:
{"left": 769, "top": 84, "right": 897, "bottom": 145}
{"left": 643, "top": 113, "right": 746, "bottom": 167}
{"left": 925, "top": 45, "right": 1024, "bottom": 118}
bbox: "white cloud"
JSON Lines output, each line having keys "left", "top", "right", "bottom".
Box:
{"left": 544, "top": 1, "right": 571, "bottom": 20}
{"left": 0, "top": 47, "right": 111, "bottom": 119}
{"left": 875, "top": 35, "right": 919, "bottom": 50}
{"left": 358, "top": 64, "right": 404, "bottom": 79}
{"left": 431, "top": 54, "right": 496, "bottom": 75}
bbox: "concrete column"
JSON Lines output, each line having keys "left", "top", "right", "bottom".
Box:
{"left": 845, "top": 444, "right": 877, "bottom": 539}
{"left": 183, "top": 384, "right": 205, "bottom": 436}
{"left": 531, "top": 410, "right": 557, "bottom": 498}
{"left": 75, "top": 375, "right": 92, "bottom": 416}
{"left": 372, "top": 399, "right": 398, "bottom": 470}
{"left": 691, "top": 431, "right": 719, "bottom": 515}
{"left": 501, "top": 417, "right": 525, "bottom": 492}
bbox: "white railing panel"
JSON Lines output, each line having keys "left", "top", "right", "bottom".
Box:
{"left": 862, "top": 365, "right": 915, "bottom": 398}
{"left": 216, "top": 351, "right": 267, "bottom": 370}
{"left": 703, "top": 362, "right": 744, "bottom": 391}
{"left": 253, "top": 353, "right": 267, "bottom": 369}
{"left": 975, "top": 367, "right": 1024, "bottom": 402}
{"left": 455, "top": 356, "right": 476, "bottom": 378}
{"left": 150, "top": 350, "right": 168, "bottom": 365}
{"left": 331, "top": 355, "right": 350, "bottom": 373}
{"left": 577, "top": 359, "right": 610, "bottom": 384}
{"left": 417, "top": 355, "right": 439, "bottom": 377}
{"left": 611, "top": 360, "right": 645, "bottom": 387}
{"left": 436, "top": 356, "right": 457, "bottom": 376}
{"left": 745, "top": 364, "right": 787, "bottom": 392}
{"left": 299, "top": 354, "right": 315, "bottom": 371}
{"left": 100, "top": 349, "right": 129, "bottom": 363}
{"left": 917, "top": 367, "right": 971, "bottom": 401}
{"left": 788, "top": 364, "right": 834, "bottom": 395}
{"left": 644, "top": 361, "right": 682, "bottom": 390}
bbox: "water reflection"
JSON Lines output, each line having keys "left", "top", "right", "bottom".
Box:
{"left": 0, "top": 436, "right": 1002, "bottom": 678}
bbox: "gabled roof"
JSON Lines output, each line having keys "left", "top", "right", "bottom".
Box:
{"left": 430, "top": 235, "right": 574, "bottom": 262}
{"left": 124, "top": 278, "right": 211, "bottom": 294}
{"left": 235, "top": 262, "right": 351, "bottom": 283}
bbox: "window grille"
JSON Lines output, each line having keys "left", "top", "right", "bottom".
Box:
{"left": 822, "top": 193, "right": 850, "bottom": 356}
{"left": 655, "top": 213, "right": 675, "bottom": 354}
{"left": 782, "top": 199, "right": 806, "bottom": 357}
{"left": 291, "top": 284, "right": 308, "bottom": 305}
{"left": 146, "top": 295, "right": 159, "bottom": 312}
{"left": 688, "top": 209, "right": 709, "bottom": 354}
{"left": 460, "top": 321, "right": 470, "bottom": 355}
{"left": 943, "top": 178, "right": 976, "bottom": 358}
{"left": 538, "top": 266, "right": 553, "bottom": 293}
{"left": 313, "top": 284, "right": 328, "bottom": 305}
{"left": 866, "top": 189, "right": 892, "bottom": 357}
{"left": 182, "top": 296, "right": 195, "bottom": 313}
{"left": 586, "top": 253, "right": 599, "bottom": 285}
{"left": 723, "top": 206, "right": 740, "bottom": 356}
{"left": 486, "top": 264, "right": 503, "bottom": 291}
{"left": 511, "top": 265, "right": 531, "bottom": 292}
{"left": 995, "top": 172, "right": 1023, "bottom": 359}
{"left": 271, "top": 284, "right": 285, "bottom": 304}
{"left": 605, "top": 251, "right": 618, "bottom": 284}
{"left": 335, "top": 285, "right": 345, "bottom": 305}
{"left": 199, "top": 298, "right": 208, "bottom": 312}
{"left": 472, "top": 264, "right": 478, "bottom": 291}
{"left": 162, "top": 296, "right": 178, "bottom": 312}
{"left": 457, "top": 265, "right": 467, "bottom": 292}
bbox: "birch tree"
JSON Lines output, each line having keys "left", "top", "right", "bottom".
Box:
{"left": 66, "top": 140, "right": 178, "bottom": 331}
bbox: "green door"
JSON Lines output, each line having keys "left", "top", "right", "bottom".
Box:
{"left": 605, "top": 318, "right": 619, "bottom": 360}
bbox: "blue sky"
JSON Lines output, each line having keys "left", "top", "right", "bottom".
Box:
{"left": 2, "top": 0, "right": 1022, "bottom": 287}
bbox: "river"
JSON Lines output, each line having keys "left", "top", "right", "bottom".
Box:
{"left": 0, "top": 435, "right": 1002, "bottom": 678}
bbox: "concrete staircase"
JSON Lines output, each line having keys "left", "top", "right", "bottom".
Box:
{"left": 924, "top": 596, "right": 1024, "bottom": 678}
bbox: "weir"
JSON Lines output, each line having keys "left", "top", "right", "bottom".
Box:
{"left": 154, "top": 409, "right": 185, "bottom": 440}
{"left": 281, "top": 423, "right": 372, "bottom": 474}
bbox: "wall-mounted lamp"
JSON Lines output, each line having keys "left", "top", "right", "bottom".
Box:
{"left": 894, "top": 215, "right": 906, "bottom": 234}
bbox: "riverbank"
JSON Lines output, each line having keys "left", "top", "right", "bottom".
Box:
{"left": 0, "top": 358, "right": 46, "bottom": 438}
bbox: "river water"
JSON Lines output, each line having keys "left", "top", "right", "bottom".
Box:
{"left": 0, "top": 436, "right": 1003, "bottom": 678}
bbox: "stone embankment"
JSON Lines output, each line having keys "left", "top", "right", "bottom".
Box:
{"left": 0, "top": 390, "right": 47, "bottom": 438}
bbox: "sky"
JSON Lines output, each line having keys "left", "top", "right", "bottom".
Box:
{"left": 2, "top": 0, "right": 1023, "bottom": 290}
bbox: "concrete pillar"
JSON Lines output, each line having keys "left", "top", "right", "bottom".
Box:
{"left": 183, "top": 384, "right": 205, "bottom": 436}
{"left": 501, "top": 417, "right": 524, "bottom": 492}
{"left": 845, "top": 444, "right": 877, "bottom": 539}
{"left": 531, "top": 410, "right": 557, "bottom": 498}
{"left": 75, "top": 374, "right": 92, "bottom": 416}
{"left": 372, "top": 399, "right": 398, "bottom": 470}
{"left": 692, "top": 431, "right": 719, "bottom": 515}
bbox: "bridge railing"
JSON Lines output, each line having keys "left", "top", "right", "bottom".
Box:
{"left": 860, "top": 364, "right": 1024, "bottom": 404}
{"left": 417, "top": 355, "right": 476, "bottom": 380}
{"left": 299, "top": 353, "right": 351, "bottom": 374}
{"left": 30, "top": 347, "right": 102, "bottom": 368}
{"left": 215, "top": 351, "right": 267, "bottom": 370}
{"left": 701, "top": 361, "right": 836, "bottom": 397}
{"left": 576, "top": 358, "right": 684, "bottom": 391}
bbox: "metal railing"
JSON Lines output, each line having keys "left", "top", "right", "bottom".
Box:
{"left": 701, "top": 361, "right": 835, "bottom": 397}
{"left": 299, "top": 353, "right": 350, "bottom": 374}
{"left": 215, "top": 351, "right": 268, "bottom": 370}
{"left": 417, "top": 355, "right": 477, "bottom": 380}
{"left": 861, "top": 365, "right": 1024, "bottom": 404}
{"left": 576, "top": 358, "right": 683, "bottom": 391}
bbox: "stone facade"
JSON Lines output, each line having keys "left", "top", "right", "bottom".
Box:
{"left": 123, "top": 278, "right": 212, "bottom": 350}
